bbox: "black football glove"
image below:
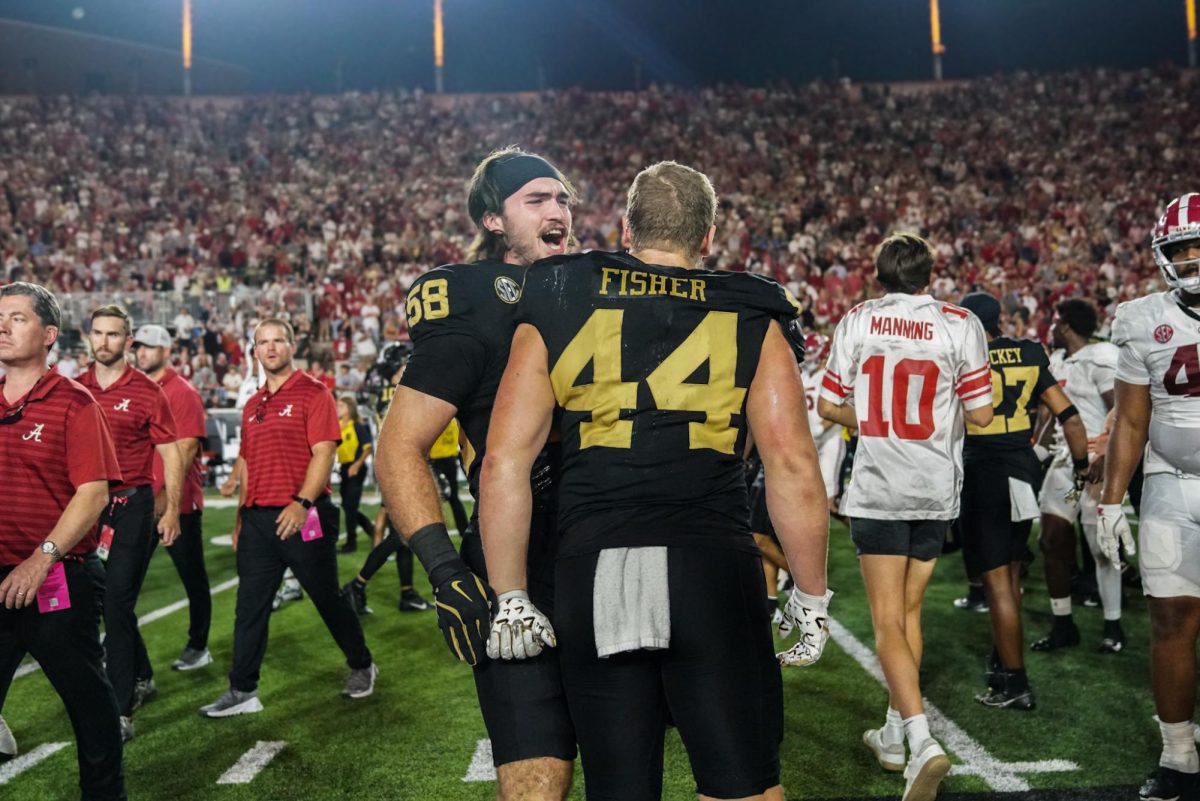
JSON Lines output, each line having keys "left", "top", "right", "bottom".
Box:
{"left": 408, "top": 523, "right": 491, "bottom": 666}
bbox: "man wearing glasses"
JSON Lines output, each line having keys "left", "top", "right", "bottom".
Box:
{"left": 200, "top": 318, "right": 376, "bottom": 718}
{"left": 0, "top": 282, "right": 126, "bottom": 800}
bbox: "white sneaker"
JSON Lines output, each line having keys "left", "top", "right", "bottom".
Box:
{"left": 862, "top": 727, "right": 905, "bottom": 772}
{"left": 0, "top": 714, "right": 16, "bottom": 760}
{"left": 902, "top": 739, "right": 951, "bottom": 801}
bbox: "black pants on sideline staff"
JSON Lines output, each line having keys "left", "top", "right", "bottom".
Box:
{"left": 357, "top": 528, "right": 416, "bottom": 586}
{"left": 165, "top": 512, "right": 211, "bottom": 652}
{"left": 230, "top": 503, "right": 372, "bottom": 692}
{"left": 339, "top": 465, "right": 373, "bottom": 550}
{"left": 0, "top": 561, "right": 127, "bottom": 800}
{"left": 100, "top": 486, "right": 158, "bottom": 717}
{"left": 431, "top": 457, "right": 469, "bottom": 535}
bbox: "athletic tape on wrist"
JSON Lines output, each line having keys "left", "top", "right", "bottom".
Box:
{"left": 408, "top": 523, "right": 466, "bottom": 588}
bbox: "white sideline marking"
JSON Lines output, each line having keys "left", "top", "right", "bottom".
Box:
{"left": 13, "top": 577, "right": 240, "bottom": 681}
{"left": 827, "top": 618, "right": 1077, "bottom": 792}
{"left": 0, "top": 742, "right": 70, "bottom": 784}
{"left": 462, "top": 739, "right": 496, "bottom": 782}
{"left": 216, "top": 741, "right": 286, "bottom": 784}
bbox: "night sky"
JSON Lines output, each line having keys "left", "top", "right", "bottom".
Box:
{"left": 0, "top": 0, "right": 1190, "bottom": 92}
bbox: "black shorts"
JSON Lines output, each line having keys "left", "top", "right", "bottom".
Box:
{"left": 850, "top": 517, "right": 948, "bottom": 561}
{"left": 554, "top": 546, "right": 782, "bottom": 801}
{"left": 460, "top": 506, "right": 575, "bottom": 767}
{"left": 959, "top": 455, "right": 1034, "bottom": 575}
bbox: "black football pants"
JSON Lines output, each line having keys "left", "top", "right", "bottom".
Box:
{"left": 0, "top": 561, "right": 127, "bottom": 800}
{"left": 229, "top": 504, "right": 372, "bottom": 692}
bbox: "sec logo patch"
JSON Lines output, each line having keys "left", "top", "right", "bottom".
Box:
{"left": 494, "top": 276, "right": 521, "bottom": 304}
{"left": 1154, "top": 324, "right": 1174, "bottom": 344}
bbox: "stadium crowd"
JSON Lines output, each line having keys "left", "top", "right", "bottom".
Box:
{"left": 1, "top": 66, "right": 1197, "bottom": 406}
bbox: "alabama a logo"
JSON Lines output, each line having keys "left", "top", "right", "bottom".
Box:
{"left": 279, "top": 404, "right": 294, "bottom": 417}
{"left": 23, "top": 423, "right": 44, "bottom": 442}
{"left": 114, "top": 398, "right": 132, "bottom": 412}
{"left": 494, "top": 276, "right": 522, "bottom": 305}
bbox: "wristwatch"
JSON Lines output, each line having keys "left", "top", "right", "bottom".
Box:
{"left": 39, "top": 541, "right": 62, "bottom": 561}
{"left": 291, "top": 495, "right": 314, "bottom": 510}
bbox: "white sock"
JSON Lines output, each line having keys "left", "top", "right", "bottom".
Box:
{"left": 902, "top": 713, "right": 931, "bottom": 753}
{"left": 1050, "top": 596, "right": 1072, "bottom": 617}
{"left": 881, "top": 706, "right": 904, "bottom": 747}
{"left": 1095, "top": 563, "right": 1123, "bottom": 621}
{"left": 1160, "top": 719, "right": 1200, "bottom": 773}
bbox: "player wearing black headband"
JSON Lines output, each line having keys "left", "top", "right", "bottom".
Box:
{"left": 374, "top": 147, "right": 577, "bottom": 800}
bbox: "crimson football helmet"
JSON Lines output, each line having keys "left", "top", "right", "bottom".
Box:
{"left": 1152, "top": 192, "right": 1200, "bottom": 293}
{"left": 803, "top": 333, "right": 829, "bottom": 369}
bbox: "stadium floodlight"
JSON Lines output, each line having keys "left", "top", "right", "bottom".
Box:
{"left": 182, "top": 0, "right": 193, "bottom": 96}
{"left": 434, "top": 0, "right": 445, "bottom": 93}
{"left": 1189, "top": 0, "right": 1197, "bottom": 68}
{"left": 930, "top": 0, "right": 945, "bottom": 81}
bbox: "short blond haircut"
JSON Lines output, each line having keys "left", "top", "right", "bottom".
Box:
{"left": 625, "top": 161, "right": 717, "bottom": 261}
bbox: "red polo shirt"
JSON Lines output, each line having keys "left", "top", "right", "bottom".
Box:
{"left": 0, "top": 370, "right": 122, "bottom": 565}
{"left": 151, "top": 367, "right": 207, "bottom": 514}
{"left": 78, "top": 363, "right": 178, "bottom": 493}
{"left": 240, "top": 369, "right": 340, "bottom": 507}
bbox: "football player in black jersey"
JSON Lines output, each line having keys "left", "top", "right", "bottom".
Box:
{"left": 374, "top": 148, "right": 577, "bottom": 800}
{"left": 957, "top": 293, "right": 1089, "bottom": 710}
{"left": 480, "top": 161, "right": 831, "bottom": 801}
{"left": 341, "top": 343, "right": 433, "bottom": 613}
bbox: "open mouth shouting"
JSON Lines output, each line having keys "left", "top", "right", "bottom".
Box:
{"left": 539, "top": 226, "right": 567, "bottom": 256}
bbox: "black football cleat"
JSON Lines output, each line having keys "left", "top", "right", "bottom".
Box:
{"left": 1031, "top": 620, "right": 1080, "bottom": 652}
{"left": 1099, "top": 620, "right": 1125, "bottom": 654}
{"left": 1139, "top": 766, "right": 1199, "bottom": 801}
{"left": 975, "top": 672, "right": 1036, "bottom": 711}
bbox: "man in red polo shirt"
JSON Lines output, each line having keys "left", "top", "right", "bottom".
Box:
{"left": 0, "top": 282, "right": 127, "bottom": 801}
{"left": 78, "top": 305, "right": 184, "bottom": 742}
{"left": 200, "top": 317, "right": 375, "bottom": 717}
{"left": 132, "top": 324, "right": 213, "bottom": 672}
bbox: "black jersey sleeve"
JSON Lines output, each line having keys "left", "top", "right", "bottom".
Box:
{"left": 399, "top": 267, "right": 489, "bottom": 410}
{"left": 1027, "top": 341, "right": 1057, "bottom": 399}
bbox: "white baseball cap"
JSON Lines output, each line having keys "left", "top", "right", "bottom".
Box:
{"left": 132, "top": 324, "right": 172, "bottom": 348}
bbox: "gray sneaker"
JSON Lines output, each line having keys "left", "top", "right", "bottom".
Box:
{"left": 119, "top": 716, "right": 135, "bottom": 743}
{"left": 199, "top": 687, "right": 263, "bottom": 718}
{"left": 0, "top": 714, "right": 16, "bottom": 760}
{"left": 342, "top": 664, "right": 378, "bottom": 699}
{"left": 171, "top": 647, "right": 213, "bottom": 671}
{"left": 132, "top": 678, "right": 157, "bottom": 710}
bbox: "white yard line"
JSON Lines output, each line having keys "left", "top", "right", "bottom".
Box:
{"left": 462, "top": 739, "right": 496, "bottom": 782}
{"left": 215, "top": 741, "right": 287, "bottom": 784}
{"left": 827, "top": 618, "right": 1077, "bottom": 792}
{"left": 13, "top": 577, "right": 240, "bottom": 681}
{"left": 0, "top": 742, "right": 70, "bottom": 785}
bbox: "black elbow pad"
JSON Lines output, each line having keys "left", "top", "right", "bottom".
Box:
{"left": 1056, "top": 404, "right": 1080, "bottom": 424}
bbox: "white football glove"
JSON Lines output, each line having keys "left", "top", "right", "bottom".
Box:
{"left": 1096, "top": 503, "right": 1136, "bottom": 565}
{"left": 777, "top": 588, "right": 833, "bottom": 667}
{"left": 486, "top": 590, "right": 557, "bottom": 661}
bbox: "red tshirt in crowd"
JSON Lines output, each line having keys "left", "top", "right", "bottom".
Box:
{"left": 0, "top": 370, "right": 122, "bottom": 565}
{"left": 240, "top": 370, "right": 340, "bottom": 507}
{"left": 78, "top": 363, "right": 179, "bottom": 493}
{"left": 151, "top": 367, "right": 207, "bottom": 514}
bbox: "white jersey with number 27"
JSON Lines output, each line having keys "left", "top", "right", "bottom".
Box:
{"left": 821, "top": 293, "right": 991, "bottom": 520}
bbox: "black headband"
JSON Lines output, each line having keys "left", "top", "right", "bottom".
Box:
{"left": 470, "top": 154, "right": 561, "bottom": 225}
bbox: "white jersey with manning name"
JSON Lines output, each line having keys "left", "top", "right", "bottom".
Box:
{"left": 821, "top": 293, "right": 991, "bottom": 520}
{"left": 1111, "top": 291, "right": 1200, "bottom": 476}
{"left": 1050, "top": 342, "right": 1117, "bottom": 438}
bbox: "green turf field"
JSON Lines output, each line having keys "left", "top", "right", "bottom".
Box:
{"left": 1, "top": 499, "right": 1156, "bottom": 799}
